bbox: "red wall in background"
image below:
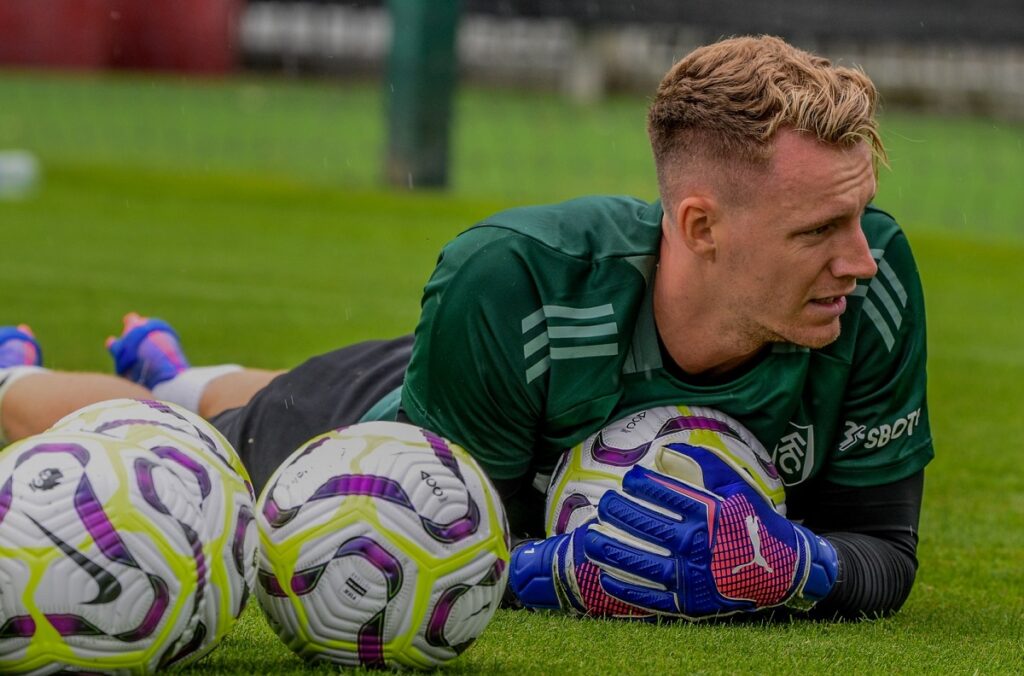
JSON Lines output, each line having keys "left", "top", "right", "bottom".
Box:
{"left": 0, "top": 0, "right": 112, "bottom": 69}
{"left": 0, "top": 0, "right": 242, "bottom": 74}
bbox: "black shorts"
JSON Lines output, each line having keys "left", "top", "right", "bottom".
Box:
{"left": 211, "top": 335, "right": 413, "bottom": 495}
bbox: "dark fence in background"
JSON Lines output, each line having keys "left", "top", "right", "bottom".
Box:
{"left": 5, "top": 0, "right": 1019, "bottom": 115}
{"left": 259, "top": 0, "right": 1024, "bottom": 46}
{"left": 241, "top": 0, "right": 1024, "bottom": 120}
{"left": 463, "top": 0, "right": 1024, "bottom": 46}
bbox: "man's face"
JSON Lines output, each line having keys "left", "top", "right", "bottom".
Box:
{"left": 713, "top": 130, "right": 879, "bottom": 349}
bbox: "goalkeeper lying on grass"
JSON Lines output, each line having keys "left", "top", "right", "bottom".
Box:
{"left": 0, "top": 35, "right": 930, "bottom": 622}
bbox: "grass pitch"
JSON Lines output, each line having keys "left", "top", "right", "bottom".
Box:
{"left": 1, "top": 72, "right": 1023, "bottom": 673}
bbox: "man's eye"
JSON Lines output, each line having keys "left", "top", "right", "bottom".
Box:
{"left": 805, "top": 223, "right": 833, "bottom": 236}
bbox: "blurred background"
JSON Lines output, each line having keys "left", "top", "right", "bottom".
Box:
{"left": 1, "top": 8, "right": 1022, "bottom": 668}
{"left": 0, "top": 0, "right": 1022, "bottom": 237}
{"left": 3, "top": 6, "right": 1023, "bottom": 671}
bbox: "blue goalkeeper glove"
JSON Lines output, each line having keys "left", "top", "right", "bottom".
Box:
{"left": 584, "top": 442, "right": 838, "bottom": 619}
{"left": 507, "top": 525, "right": 653, "bottom": 618}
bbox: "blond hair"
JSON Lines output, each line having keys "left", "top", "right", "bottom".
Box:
{"left": 648, "top": 35, "right": 885, "bottom": 206}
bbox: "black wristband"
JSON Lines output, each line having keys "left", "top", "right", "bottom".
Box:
{"left": 813, "top": 530, "right": 918, "bottom": 619}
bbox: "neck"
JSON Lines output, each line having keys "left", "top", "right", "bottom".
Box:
{"left": 659, "top": 318, "right": 767, "bottom": 377}
{"left": 652, "top": 265, "right": 767, "bottom": 378}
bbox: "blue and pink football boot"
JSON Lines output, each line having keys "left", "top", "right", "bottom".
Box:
{"left": 105, "top": 313, "right": 190, "bottom": 389}
{"left": 0, "top": 324, "right": 42, "bottom": 368}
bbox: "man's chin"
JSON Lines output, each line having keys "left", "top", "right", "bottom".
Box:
{"left": 780, "top": 323, "right": 842, "bottom": 350}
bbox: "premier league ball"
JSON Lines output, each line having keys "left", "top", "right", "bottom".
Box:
{"left": 48, "top": 398, "right": 258, "bottom": 664}
{"left": 255, "top": 421, "right": 510, "bottom": 669}
{"left": 0, "top": 431, "right": 214, "bottom": 674}
{"left": 545, "top": 405, "right": 786, "bottom": 536}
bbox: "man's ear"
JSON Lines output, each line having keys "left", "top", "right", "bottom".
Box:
{"left": 672, "top": 196, "right": 717, "bottom": 259}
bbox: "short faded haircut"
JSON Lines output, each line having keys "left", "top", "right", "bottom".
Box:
{"left": 648, "top": 35, "right": 885, "bottom": 209}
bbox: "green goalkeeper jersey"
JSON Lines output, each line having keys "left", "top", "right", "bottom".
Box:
{"left": 400, "top": 196, "right": 932, "bottom": 489}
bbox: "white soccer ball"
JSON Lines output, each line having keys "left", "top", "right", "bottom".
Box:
{"left": 48, "top": 398, "right": 257, "bottom": 663}
{"left": 0, "top": 431, "right": 212, "bottom": 674}
{"left": 545, "top": 405, "right": 786, "bottom": 536}
{"left": 255, "top": 421, "right": 510, "bottom": 669}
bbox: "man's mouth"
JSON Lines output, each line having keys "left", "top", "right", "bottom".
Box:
{"left": 808, "top": 294, "right": 849, "bottom": 315}
{"left": 810, "top": 286, "right": 856, "bottom": 305}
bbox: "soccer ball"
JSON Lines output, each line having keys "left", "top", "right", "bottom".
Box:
{"left": 255, "top": 421, "right": 510, "bottom": 669}
{"left": 545, "top": 405, "right": 786, "bottom": 536}
{"left": 0, "top": 431, "right": 213, "bottom": 674}
{"left": 48, "top": 398, "right": 258, "bottom": 664}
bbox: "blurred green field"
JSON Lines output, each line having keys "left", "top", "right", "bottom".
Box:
{"left": 1, "top": 72, "right": 1023, "bottom": 673}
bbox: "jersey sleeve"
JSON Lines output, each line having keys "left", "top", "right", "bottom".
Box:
{"left": 825, "top": 214, "right": 934, "bottom": 486}
{"left": 401, "top": 226, "right": 546, "bottom": 481}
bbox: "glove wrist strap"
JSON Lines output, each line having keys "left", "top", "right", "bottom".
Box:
{"left": 787, "top": 525, "right": 839, "bottom": 609}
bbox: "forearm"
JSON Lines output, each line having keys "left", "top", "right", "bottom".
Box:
{"left": 793, "top": 471, "right": 924, "bottom": 620}
{"left": 812, "top": 529, "right": 918, "bottom": 619}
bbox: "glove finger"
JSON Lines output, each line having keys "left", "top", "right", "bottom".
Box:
{"left": 597, "top": 489, "right": 700, "bottom": 552}
{"left": 621, "top": 465, "right": 722, "bottom": 520}
{"left": 596, "top": 570, "right": 680, "bottom": 615}
{"left": 583, "top": 522, "right": 677, "bottom": 587}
